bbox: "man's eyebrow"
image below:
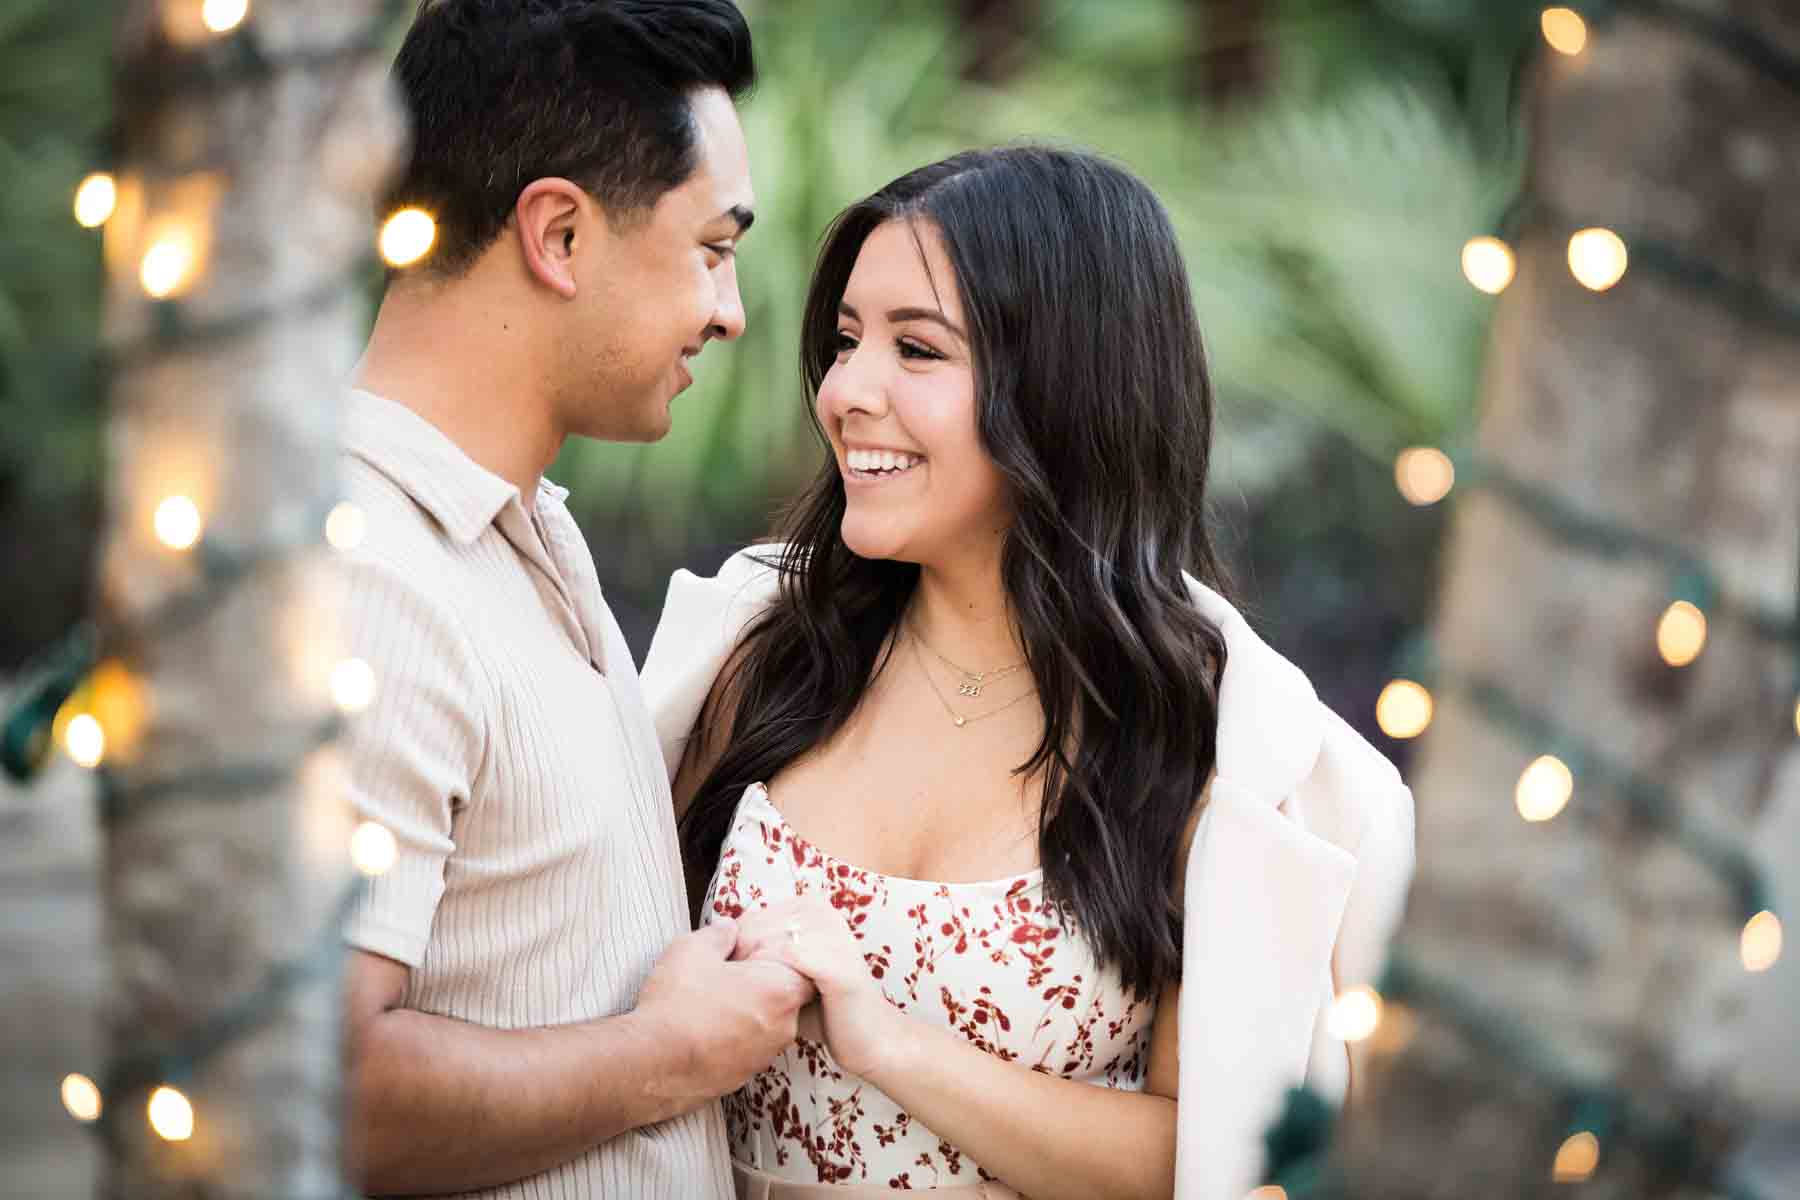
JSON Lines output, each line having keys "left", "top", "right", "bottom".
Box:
{"left": 836, "top": 302, "right": 967, "bottom": 343}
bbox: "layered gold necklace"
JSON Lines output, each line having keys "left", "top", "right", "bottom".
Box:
{"left": 908, "top": 624, "right": 1034, "bottom": 728}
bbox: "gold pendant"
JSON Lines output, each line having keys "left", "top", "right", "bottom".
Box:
{"left": 957, "top": 681, "right": 982, "bottom": 697}
{"left": 953, "top": 716, "right": 967, "bottom": 727}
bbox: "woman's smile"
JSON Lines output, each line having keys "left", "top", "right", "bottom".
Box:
{"left": 843, "top": 446, "right": 926, "bottom": 484}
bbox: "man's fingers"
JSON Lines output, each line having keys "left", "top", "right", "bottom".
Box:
{"left": 694, "top": 917, "right": 738, "bottom": 957}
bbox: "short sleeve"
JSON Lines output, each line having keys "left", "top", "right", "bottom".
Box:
{"left": 339, "top": 551, "right": 487, "bottom": 967}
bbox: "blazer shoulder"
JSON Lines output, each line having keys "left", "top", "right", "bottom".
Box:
{"left": 1296, "top": 699, "right": 1414, "bottom": 859}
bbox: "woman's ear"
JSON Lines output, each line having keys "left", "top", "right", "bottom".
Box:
{"left": 513, "top": 177, "right": 587, "bottom": 300}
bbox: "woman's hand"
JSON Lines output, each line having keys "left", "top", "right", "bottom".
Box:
{"left": 730, "top": 897, "right": 906, "bottom": 1081}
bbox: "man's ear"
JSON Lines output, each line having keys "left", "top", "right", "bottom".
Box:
{"left": 514, "top": 178, "right": 589, "bottom": 300}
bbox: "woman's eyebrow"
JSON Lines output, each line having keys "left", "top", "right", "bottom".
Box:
{"left": 837, "top": 302, "right": 966, "bottom": 342}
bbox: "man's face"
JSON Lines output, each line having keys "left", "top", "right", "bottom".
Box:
{"left": 564, "top": 86, "right": 755, "bottom": 442}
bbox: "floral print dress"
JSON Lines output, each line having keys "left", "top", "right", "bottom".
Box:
{"left": 703, "top": 783, "right": 1156, "bottom": 1190}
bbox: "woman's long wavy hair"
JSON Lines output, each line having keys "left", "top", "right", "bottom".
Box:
{"left": 679, "top": 145, "right": 1229, "bottom": 1001}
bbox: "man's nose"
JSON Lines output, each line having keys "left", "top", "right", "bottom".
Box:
{"left": 708, "top": 270, "right": 747, "bottom": 342}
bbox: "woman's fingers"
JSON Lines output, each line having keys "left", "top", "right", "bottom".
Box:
{"left": 722, "top": 897, "right": 867, "bottom": 992}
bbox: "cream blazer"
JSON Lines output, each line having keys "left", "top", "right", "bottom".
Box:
{"left": 641, "top": 547, "right": 1416, "bottom": 1200}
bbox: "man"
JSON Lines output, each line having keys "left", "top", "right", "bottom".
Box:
{"left": 339, "top": 3, "right": 808, "bottom": 1197}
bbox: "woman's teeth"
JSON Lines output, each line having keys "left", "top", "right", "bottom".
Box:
{"left": 846, "top": 449, "right": 923, "bottom": 476}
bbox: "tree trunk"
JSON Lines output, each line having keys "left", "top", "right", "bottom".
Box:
{"left": 1330, "top": 4, "right": 1800, "bottom": 1198}
{"left": 95, "top": 2, "right": 401, "bottom": 1195}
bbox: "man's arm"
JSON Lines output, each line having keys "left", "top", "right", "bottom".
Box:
{"left": 345, "top": 924, "right": 812, "bottom": 1196}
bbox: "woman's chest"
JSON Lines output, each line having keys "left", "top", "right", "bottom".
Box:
{"left": 767, "top": 735, "right": 1043, "bottom": 883}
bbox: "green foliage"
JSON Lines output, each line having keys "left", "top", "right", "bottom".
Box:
{"left": 0, "top": 0, "right": 117, "bottom": 666}
{"left": 0, "top": 0, "right": 114, "bottom": 496}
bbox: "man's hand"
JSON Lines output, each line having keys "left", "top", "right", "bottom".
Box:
{"left": 630, "top": 919, "right": 816, "bottom": 1104}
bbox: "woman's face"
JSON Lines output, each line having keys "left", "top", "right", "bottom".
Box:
{"left": 816, "top": 218, "right": 1012, "bottom": 568}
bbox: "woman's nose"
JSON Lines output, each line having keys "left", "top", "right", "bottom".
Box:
{"left": 822, "top": 349, "right": 889, "bottom": 421}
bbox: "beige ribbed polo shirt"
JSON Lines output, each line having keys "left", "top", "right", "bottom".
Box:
{"left": 339, "top": 388, "right": 731, "bottom": 1200}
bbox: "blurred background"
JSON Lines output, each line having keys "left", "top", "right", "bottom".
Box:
{"left": 0, "top": 0, "right": 1531, "bottom": 740}
{"left": 5, "top": 1, "right": 1796, "bottom": 1197}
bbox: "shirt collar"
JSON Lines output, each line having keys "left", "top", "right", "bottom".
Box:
{"left": 345, "top": 388, "right": 532, "bottom": 544}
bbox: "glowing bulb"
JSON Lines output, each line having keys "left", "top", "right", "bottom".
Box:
{"left": 331, "top": 658, "right": 377, "bottom": 713}
{"left": 1552, "top": 1130, "right": 1599, "bottom": 1182}
{"left": 1541, "top": 8, "right": 1589, "bottom": 56}
{"left": 88, "top": 660, "right": 150, "bottom": 761}
{"left": 140, "top": 230, "right": 198, "bottom": 299}
{"left": 325, "top": 502, "right": 367, "bottom": 551}
{"left": 1656, "top": 601, "right": 1707, "bottom": 667}
{"left": 1516, "top": 755, "right": 1573, "bottom": 822}
{"left": 73, "top": 173, "right": 118, "bottom": 229}
{"left": 153, "top": 495, "right": 203, "bottom": 551}
{"left": 351, "top": 821, "right": 399, "bottom": 876}
{"left": 1376, "top": 680, "right": 1434, "bottom": 740}
{"left": 1394, "top": 447, "right": 1455, "bottom": 506}
{"left": 1461, "top": 236, "right": 1515, "bottom": 295}
{"left": 61, "top": 1073, "right": 102, "bottom": 1123}
{"left": 1741, "top": 911, "right": 1782, "bottom": 973}
{"left": 202, "top": 0, "right": 250, "bottom": 33}
{"left": 379, "top": 208, "right": 437, "bottom": 268}
{"left": 1793, "top": 698, "right": 1799, "bottom": 738}
{"left": 1327, "top": 985, "right": 1383, "bottom": 1042}
{"left": 1247, "top": 1189, "right": 1288, "bottom": 1200}
{"left": 65, "top": 714, "right": 106, "bottom": 770}
{"left": 1568, "top": 228, "right": 1628, "bottom": 291}
{"left": 147, "top": 1085, "right": 194, "bottom": 1141}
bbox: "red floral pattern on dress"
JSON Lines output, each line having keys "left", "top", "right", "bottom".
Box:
{"left": 705, "top": 784, "right": 1154, "bottom": 1189}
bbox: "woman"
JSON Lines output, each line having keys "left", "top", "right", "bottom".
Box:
{"left": 644, "top": 146, "right": 1413, "bottom": 1200}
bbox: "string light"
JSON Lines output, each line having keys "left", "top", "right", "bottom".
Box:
{"left": 1568, "top": 228, "right": 1629, "bottom": 291}
{"left": 1552, "top": 1130, "right": 1600, "bottom": 1183}
{"left": 1247, "top": 1189, "right": 1287, "bottom": 1200}
{"left": 1376, "top": 679, "right": 1434, "bottom": 739}
{"left": 379, "top": 208, "right": 436, "bottom": 268}
{"left": 61, "top": 1073, "right": 102, "bottom": 1123}
{"left": 1655, "top": 601, "right": 1707, "bottom": 667}
{"left": 153, "top": 495, "right": 204, "bottom": 551}
{"left": 1741, "top": 911, "right": 1782, "bottom": 973}
{"left": 1394, "top": 447, "right": 1455, "bottom": 506}
{"left": 147, "top": 1085, "right": 195, "bottom": 1142}
{"left": 64, "top": 714, "right": 106, "bottom": 770}
{"left": 324, "top": 502, "right": 366, "bottom": 551}
{"left": 202, "top": 0, "right": 250, "bottom": 34}
{"left": 73, "top": 173, "right": 118, "bottom": 229}
{"left": 88, "top": 660, "right": 149, "bottom": 763}
{"left": 1461, "top": 236, "right": 1516, "bottom": 295}
{"left": 330, "top": 658, "right": 376, "bottom": 713}
{"left": 1327, "top": 985, "right": 1383, "bottom": 1042}
{"left": 140, "top": 229, "right": 200, "bottom": 300}
{"left": 350, "top": 821, "right": 398, "bottom": 876}
{"left": 1515, "top": 754, "right": 1573, "bottom": 822}
{"left": 1540, "top": 7, "right": 1589, "bottom": 56}
{"left": 1790, "top": 697, "right": 1798, "bottom": 738}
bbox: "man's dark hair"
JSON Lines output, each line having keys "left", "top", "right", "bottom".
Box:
{"left": 387, "top": 0, "right": 755, "bottom": 275}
